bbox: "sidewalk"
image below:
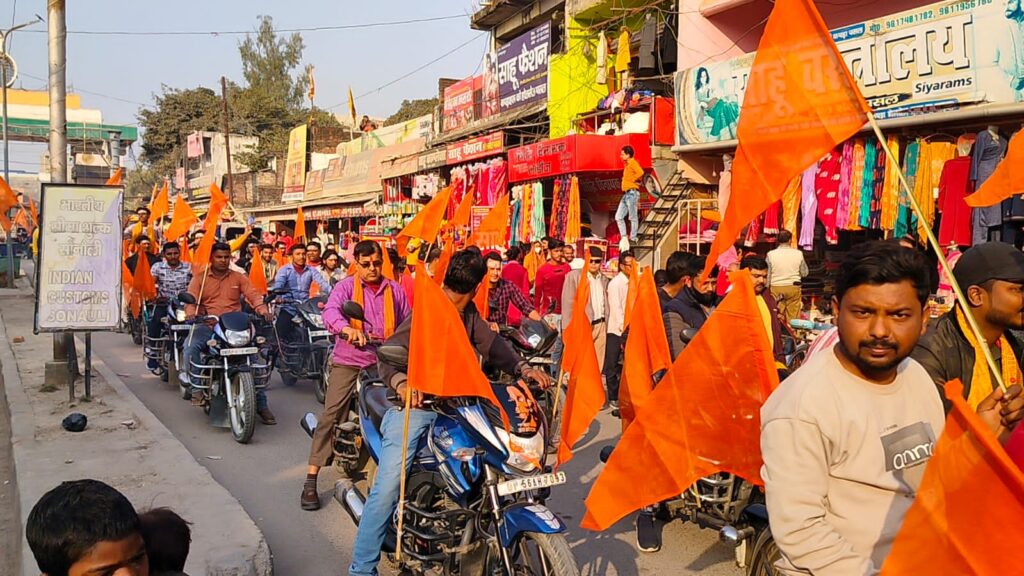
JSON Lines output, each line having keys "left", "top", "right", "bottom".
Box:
{"left": 0, "top": 287, "right": 273, "bottom": 576}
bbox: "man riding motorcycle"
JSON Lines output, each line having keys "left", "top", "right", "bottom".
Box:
{"left": 182, "top": 242, "right": 277, "bottom": 424}
{"left": 348, "top": 248, "right": 553, "bottom": 576}
{"left": 271, "top": 243, "right": 332, "bottom": 346}
{"left": 301, "top": 240, "right": 411, "bottom": 511}
{"left": 147, "top": 242, "right": 193, "bottom": 370}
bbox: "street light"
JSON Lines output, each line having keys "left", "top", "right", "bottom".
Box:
{"left": 1, "top": 15, "right": 44, "bottom": 288}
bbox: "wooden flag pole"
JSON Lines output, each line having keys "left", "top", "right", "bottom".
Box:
{"left": 394, "top": 384, "right": 414, "bottom": 562}
{"left": 866, "top": 113, "right": 1006, "bottom": 393}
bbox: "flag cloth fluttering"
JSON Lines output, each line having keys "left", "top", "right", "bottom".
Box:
{"left": 452, "top": 190, "right": 474, "bottom": 230}
{"left": 468, "top": 193, "right": 510, "bottom": 248}
{"left": 0, "top": 177, "right": 19, "bottom": 232}
{"left": 881, "top": 379, "right": 1024, "bottom": 574}
{"left": 165, "top": 196, "right": 199, "bottom": 242}
{"left": 964, "top": 130, "right": 1024, "bottom": 207}
{"left": 249, "top": 256, "right": 268, "bottom": 295}
{"left": 557, "top": 271, "right": 605, "bottom": 467}
{"left": 396, "top": 186, "right": 452, "bottom": 256}
{"left": 294, "top": 206, "right": 307, "bottom": 243}
{"left": 150, "top": 181, "right": 170, "bottom": 221}
{"left": 582, "top": 271, "right": 779, "bottom": 531}
{"left": 348, "top": 87, "right": 357, "bottom": 126}
{"left": 130, "top": 255, "right": 158, "bottom": 318}
{"left": 622, "top": 262, "right": 640, "bottom": 331}
{"left": 617, "top": 268, "right": 672, "bottom": 431}
{"left": 700, "top": 0, "right": 869, "bottom": 278}
{"left": 105, "top": 168, "right": 123, "bottom": 186}
{"left": 433, "top": 235, "right": 455, "bottom": 286}
{"left": 193, "top": 184, "right": 229, "bottom": 267}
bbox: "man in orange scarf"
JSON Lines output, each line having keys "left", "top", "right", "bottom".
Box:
{"left": 301, "top": 240, "right": 411, "bottom": 511}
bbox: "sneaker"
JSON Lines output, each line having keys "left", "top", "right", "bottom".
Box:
{"left": 635, "top": 510, "right": 662, "bottom": 553}
{"left": 300, "top": 484, "right": 321, "bottom": 511}
{"left": 619, "top": 237, "right": 631, "bottom": 252}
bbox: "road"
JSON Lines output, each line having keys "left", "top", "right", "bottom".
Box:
{"left": 92, "top": 329, "right": 743, "bottom": 576}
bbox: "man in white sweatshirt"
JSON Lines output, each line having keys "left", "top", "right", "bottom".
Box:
{"left": 761, "top": 241, "right": 1024, "bottom": 575}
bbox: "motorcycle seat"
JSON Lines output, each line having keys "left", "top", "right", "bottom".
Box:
{"left": 361, "top": 383, "right": 393, "bottom": 432}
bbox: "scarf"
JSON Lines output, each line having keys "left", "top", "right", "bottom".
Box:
{"left": 956, "top": 305, "right": 1023, "bottom": 409}
{"left": 352, "top": 279, "right": 396, "bottom": 338}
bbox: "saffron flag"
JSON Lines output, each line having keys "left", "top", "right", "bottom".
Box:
{"left": 617, "top": 268, "right": 672, "bottom": 431}
{"left": 452, "top": 190, "right": 474, "bottom": 230}
{"left": 622, "top": 263, "right": 640, "bottom": 331}
{"left": 433, "top": 235, "right": 455, "bottom": 286}
{"left": 964, "top": 130, "right": 1024, "bottom": 207}
{"left": 29, "top": 199, "right": 38, "bottom": 228}
{"left": 408, "top": 271, "right": 507, "bottom": 426}
{"left": 468, "top": 193, "right": 510, "bottom": 248}
{"left": 105, "top": 168, "right": 123, "bottom": 186}
{"left": 881, "top": 380, "right": 1024, "bottom": 575}
{"left": 474, "top": 280, "right": 490, "bottom": 321}
{"left": 249, "top": 258, "right": 268, "bottom": 295}
{"left": 348, "top": 86, "right": 357, "bottom": 125}
{"left": 309, "top": 281, "right": 321, "bottom": 298}
{"left": 396, "top": 186, "right": 453, "bottom": 256}
{"left": 204, "top": 183, "right": 229, "bottom": 229}
{"left": 582, "top": 271, "right": 779, "bottom": 531}
{"left": 557, "top": 271, "right": 605, "bottom": 468}
{"left": 0, "top": 177, "right": 18, "bottom": 232}
{"left": 132, "top": 255, "right": 158, "bottom": 302}
{"left": 701, "top": 0, "right": 869, "bottom": 278}
{"left": 294, "top": 206, "right": 307, "bottom": 243}
{"left": 165, "top": 196, "right": 199, "bottom": 242}
{"left": 179, "top": 237, "right": 192, "bottom": 264}
{"left": 150, "top": 181, "right": 170, "bottom": 221}
{"left": 121, "top": 260, "right": 133, "bottom": 298}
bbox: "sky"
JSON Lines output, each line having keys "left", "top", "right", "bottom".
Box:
{"left": 4, "top": 0, "right": 489, "bottom": 173}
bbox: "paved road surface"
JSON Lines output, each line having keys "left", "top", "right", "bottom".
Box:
{"left": 92, "top": 330, "right": 743, "bottom": 575}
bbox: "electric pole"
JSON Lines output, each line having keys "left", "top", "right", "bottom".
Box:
{"left": 220, "top": 76, "right": 233, "bottom": 203}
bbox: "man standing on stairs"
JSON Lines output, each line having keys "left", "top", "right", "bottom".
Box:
{"left": 617, "top": 146, "right": 643, "bottom": 251}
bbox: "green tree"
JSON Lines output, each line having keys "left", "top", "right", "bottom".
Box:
{"left": 137, "top": 86, "right": 221, "bottom": 166}
{"left": 384, "top": 98, "right": 438, "bottom": 126}
{"left": 238, "top": 15, "right": 308, "bottom": 110}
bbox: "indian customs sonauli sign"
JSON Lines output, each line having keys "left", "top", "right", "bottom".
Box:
{"left": 34, "top": 184, "right": 124, "bottom": 332}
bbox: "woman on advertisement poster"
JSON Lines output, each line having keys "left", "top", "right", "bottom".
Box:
{"left": 694, "top": 66, "right": 740, "bottom": 140}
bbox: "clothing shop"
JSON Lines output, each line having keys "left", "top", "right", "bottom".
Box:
{"left": 445, "top": 131, "right": 509, "bottom": 224}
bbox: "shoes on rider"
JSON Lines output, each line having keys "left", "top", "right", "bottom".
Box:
{"left": 635, "top": 510, "right": 662, "bottom": 553}
{"left": 300, "top": 482, "right": 321, "bottom": 511}
{"left": 258, "top": 407, "right": 278, "bottom": 425}
{"left": 191, "top": 390, "right": 206, "bottom": 407}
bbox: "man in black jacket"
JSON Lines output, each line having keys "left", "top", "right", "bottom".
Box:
{"left": 659, "top": 251, "right": 715, "bottom": 360}
{"left": 349, "top": 248, "right": 551, "bottom": 576}
{"left": 912, "top": 242, "right": 1024, "bottom": 412}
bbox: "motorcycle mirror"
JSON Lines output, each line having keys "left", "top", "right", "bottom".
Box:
{"left": 300, "top": 412, "right": 318, "bottom": 438}
{"left": 177, "top": 292, "right": 197, "bottom": 305}
{"left": 342, "top": 301, "right": 366, "bottom": 322}
{"left": 377, "top": 344, "right": 409, "bottom": 369}
{"left": 263, "top": 293, "right": 276, "bottom": 304}
{"left": 680, "top": 328, "right": 699, "bottom": 344}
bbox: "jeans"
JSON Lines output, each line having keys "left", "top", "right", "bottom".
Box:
{"left": 146, "top": 303, "right": 169, "bottom": 368}
{"left": 349, "top": 407, "right": 436, "bottom": 576}
{"left": 615, "top": 189, "right": 640, "bottom": 242}
{"left": 183, "top": 324, "right": 268, "bottom": 410}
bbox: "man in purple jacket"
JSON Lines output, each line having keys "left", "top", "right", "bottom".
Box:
{"left": 300, "top": 240, "right": 410, "bottom": 511}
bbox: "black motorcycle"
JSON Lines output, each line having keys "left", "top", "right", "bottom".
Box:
{"left": 272, "top": 292, "right": 333, "bottom": 404}
{"left": 143, "top": 295, "right": 191, "bottom": 386}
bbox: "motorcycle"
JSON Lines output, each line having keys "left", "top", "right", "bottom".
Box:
{"left": 272, "top": 291, "right": 333, "bottom": 404}
{"left": 304, "top": 301, "right": 580, "bottom": 576}
{"left": 180, "top": 293, "right": 273, "bottom": 444}
{"left": 497, "top": 313, "right": 561, "bottom": 451}
{"left": 143, "top": 295, "right": 191, "bottom": 386}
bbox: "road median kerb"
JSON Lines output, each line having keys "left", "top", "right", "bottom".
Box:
{"left": 0, "top": 297, "right": 273, "bottom": 576}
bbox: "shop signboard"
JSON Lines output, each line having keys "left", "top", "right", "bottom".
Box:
{"left": 417, "top": 148, "right": 448, "bottom": 171}
{"left": 497, "top": 21, "right": 551, "bottom": 112}
{"left": 35, "top": 184, "right": 123, "bottom": 332}
{"left": 282, "top": 124, "right": 308, "bottom": 202}
{"left": 471, "top": 206, "right": 491, "bottom": 232}
{"left": 304, "top": 168, "right": 325, "bottom": 196}
{"left": 446, "top": 131, "right": 504, "bottom": 165}
{"left": 507, "top": 133, "right": 651, "bottom": 182}
{"left": 675, "top": 0, "right": 1024, "bottom": 145}
{"left": 443, "top": 76, "right": 478, "bottom": 131}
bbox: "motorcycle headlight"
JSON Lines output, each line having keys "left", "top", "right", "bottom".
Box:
{"left": 497, "top": 429, "right": 544, "bottom": 473}
{"left": 224, "top": 328, "right": 253, "bottom": 347}
{"left": 175, "top": 309, "right": 187, "bottom": 322}
{"left": 309, "top": 314, "right": 325, "bottom": 329}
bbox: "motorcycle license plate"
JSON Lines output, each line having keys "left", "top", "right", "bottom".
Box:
{"left": 309, "top": 330, "right": 331, "bottom": 338}
{"left": 219, "top": 347, "right": 258, "bottom": 356}
{"left": 497, "top": 472, "right": 567, "bottom": 497}
{"left": 170, "top": 325, "right": 192, "bottom": 332}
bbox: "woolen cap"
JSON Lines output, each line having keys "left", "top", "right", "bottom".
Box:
{"left": 952, "top": 242, "right": 1024, "bottom": 288}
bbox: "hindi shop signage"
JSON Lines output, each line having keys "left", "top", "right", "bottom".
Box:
{"left": 443, "top": 76, "right": 480, "bottom": 131}
{"left": 674, "top": 0, "right": 1024, "bottom": 145}
{"left": 35, "top": 184, "right": 124, "bottom": 333}
{"left": 446, "top": 132, "right": 504, "bottom": 165}
{"left": 497, "top": 21, "right": 550, "bottom": 112}
{"left": 417, "top": 148, "right": 448, "bottom": 171}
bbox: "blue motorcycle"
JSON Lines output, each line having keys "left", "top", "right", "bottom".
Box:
{"left": 303, "top": 302, "right": 580, "bottom": 576}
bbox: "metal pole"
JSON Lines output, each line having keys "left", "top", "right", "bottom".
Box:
{"left": 84, "top": 332, "right": 92, "bottom": 400}
{"left": 2, "top": 38, "right": 11, "bottom": 288}
{"left": 48, "top": 1, "right": 70, "bottom": 363}
{"left": 220, "top": 76, "right": 234, "bottom": 202}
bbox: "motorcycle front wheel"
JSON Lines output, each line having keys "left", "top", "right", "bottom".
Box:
{"left": 747, "top": 526, "right": 782, "bottom": 576}
{"left": 315, "top": 355, "right": 330, "bottom": 405}
{"left": 230, "top": 371, "right": 257, "bottom": 444}
{"left": 489, "top": 532, "right": 580, "bottom": 576}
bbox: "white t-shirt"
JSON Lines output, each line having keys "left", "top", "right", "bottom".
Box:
{"left": 767, "top": 245, "right": 808, "bottom": 287}
{"left": 761, "top": 346, "right": 945, "bottom": 575}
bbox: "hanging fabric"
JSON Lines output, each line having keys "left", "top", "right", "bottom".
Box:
{"left": 799, "top": 165, "right": 818, "bottom": 249}
{"left": 781, "top": 176, "right": 801, "bottom": 243}
{"left": 880, "top": 136, "right": 902, "bottom": 231}
{"left": 550, "top": 179, "right": 562, "bottom": 237}
{"left": 846, "top": 139, "right": 865, "bottom": 230}
{"left": 596, "top": 32, "right": 608, "bottom": 85}
{"left": 531, "top": 182, "right": 547, "bottom": 242}
{"left": 938, "top": 156, "right": 974, "bottom": 247}
{"left": 566, "top": 176, "right": 581, "bottom": 244}
{"left": 859, "top": 139, "right": 876, "bottom": 228}
{"left": 615, "top": 29, "right": 631, "bottom": 73}
{"left": 815, "top": 148, "right": 842, "bottom": 244}
{"left": 895, "top": 140, "right": 920, "bottom": 239}
{"left": 510, "top": 187, "right": 523, "bottom": 246}
{"left": 919, "top": 141, "right": 957, "bottom": 240}
{"left": 744, "top": 213, "right": 763, "bottom": 246}
{"left": 763, "top": 202, "right": 781, "bottom": 235}
{"left": 835, "top": 141, "right": 854, "bottom": 231}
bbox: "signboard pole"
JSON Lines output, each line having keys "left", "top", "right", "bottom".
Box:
{"left": 84, "top": 332, "right": 92, "bottom": 400}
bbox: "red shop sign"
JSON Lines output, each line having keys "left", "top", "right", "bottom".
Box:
{"left": 446, "top": 131, "right": 504, "bottom": 165}
{"left": 508, "top": 137, "right": 577, "bottom": 182}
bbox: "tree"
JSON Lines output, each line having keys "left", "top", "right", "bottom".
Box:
{"left": 137, "top": 86, "right": 222, "bottom": 167}
{"left": 238, "top": 15, "right": 308, "bottom": 110}
{"left": 385, "top": 98, "right": 438, "bottom": 126}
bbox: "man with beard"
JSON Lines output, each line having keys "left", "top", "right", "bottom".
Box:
{"left": 761, "top": 241, "right": 1024, "bottom": 575}
{"left": 659, "top": 251, "right": 717, "bottom": 360}
{"left": 740, "top": 255, "right": 787, "bottom": 369}
{"left": 912, "top": 242, "right": 1024, "bottom": 411}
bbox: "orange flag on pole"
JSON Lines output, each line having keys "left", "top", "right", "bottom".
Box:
{"left": 582, "top": 271, "right": 779, "bottom": 531}
{"left": 150, "top": 181, "right": 170, "bottom": 221}
{"left": 617, "top": 268, "right": 672, "bottom": 431}
{"left": 165, "top": 196, "right": 198, "bottom": 242}
{"left": 452, "top": 190, "right": 474, "bottom": 230}
{"left": 249, "top": 258, "right": 268, "bottom": 295}
{"left": 0, "top": 177, "right": 19, "bottom": 232}
{"left": 474, "top": 280, "right": 490, "bottom": 321}
{"left": 622, "top": 262, "right": 640, "bottom": 331}
{"left": 433, "top": 235, "right": 455, "bottom": 286}
{"left": 29, "top": 199, "right": 39, "bottom": 228}
{"left": 557, "top": 271, "right": 605, "bottom": 468}
{"left": 179, "top": 237, "right": 192, "bottom": 263}
{"left": 396, "top": 186, "right": 453, "bottom": 256}
{"left": 294, "top": 206, "right": 307, "bottom": 243}
{"left": 881, "top": 379, "right": 1024, "bottom": 575}
{"left": 131, "top": 255, "right": 158, "bottom": 319}
{"left": 408, "top": 271, "right": 507, "bottom": 424}
{"left": 468, "top": 193, "right": 510, "bottom": 248}
{"left": 121, "top": 260, "right": 133, "bottom": 297}
{"left": 205, "top": 183, "right": 229, "bottom": 228}
{"left": 701, "top": 0, "right": 869, "bottom": 278}
{"left": 105, "top": 168, "right": 123, "bottom": 186}
{"left": 964, "top": 130, "right": 1024, "bottom": 207}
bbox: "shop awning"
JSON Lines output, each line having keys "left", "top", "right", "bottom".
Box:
{"left": 244, "top": 192, "right": 379, "bottom": 221}
{"left": 430, "top": 101, "right": 546, "bottom": 146}
{"left": 507, "top": 133, "right": 652, "bottom": 183}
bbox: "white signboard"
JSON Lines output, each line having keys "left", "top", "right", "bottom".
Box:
{"left": 35, "top": 184, "right": 123, "bottom": 333}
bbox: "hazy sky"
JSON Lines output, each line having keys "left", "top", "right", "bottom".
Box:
{"left": 4, "top": 0, "right": 487, "bottom": 172}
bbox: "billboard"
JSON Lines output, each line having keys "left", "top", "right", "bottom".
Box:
{"left": 282, "top": 124, "right": 308, "bottom": 201}
{"left": 35, "top": 184, "right": 123, "bottom": 332}
{"left": 446, "top": 132, "right": 504, "bottom": 165}
{"left": 443, "top": 76, "right": 478, "bottom": 131}
{"left": 497, "top": 22, "right": 551, "bottom": 112}
{"left": 675, "top": 0, "right": 1024, "bottom": 145}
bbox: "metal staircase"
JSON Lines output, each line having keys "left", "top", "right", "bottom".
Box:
{"left": 631, "top": 170, "right": 692, "bottom": 262}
